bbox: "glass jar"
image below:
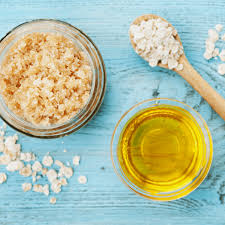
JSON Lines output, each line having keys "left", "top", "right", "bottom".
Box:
{"left": 0, "top": 19, "right": 106, "bottom": 138}
{"left": 111, "top": 98, "right": 213, "bottom": 201}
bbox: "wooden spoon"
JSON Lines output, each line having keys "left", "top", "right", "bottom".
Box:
{"left": 130, "top": 14, "right": 225, "bottom": 121}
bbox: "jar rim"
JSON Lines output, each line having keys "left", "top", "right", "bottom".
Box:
{"left": 0, "top": 19, "right": 106, "bottom": 138}
{"left": 111, "top": 98, "right": 213, "bottom": 201}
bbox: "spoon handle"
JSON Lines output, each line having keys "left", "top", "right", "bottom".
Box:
{"left": 177, "top": 56, "right": 225, "bottom": 121}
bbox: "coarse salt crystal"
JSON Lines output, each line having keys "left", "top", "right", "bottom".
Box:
{"left": 22, "top": 183, "right": 32, "bottom": 192}
{"left": 215, "top": 24, "right": 223, "bottom": 32}
{"left": 0, "top": 172, "right": 7, "bottom": 184}
{"left": 208, "top": 29, "right": 219, "bottom": 42}
{"left": 219, "top": 49, "right": 225, "bottom": 61}
{"left": 51, "top": 179, "right": 62, "bottom": 193}
{"left": 42, "top": 155, "right": 53, "bottom": 167}
{"left": 78, "top": 175, "right": 87, "bottom": 184}
{"left": 46, "top": 169, "right": 58, "bottom": 183}
{"left": 73, "top": 156, "right": 80, "bottom": 166}
{"left": 19, "top": 165, "right": 32, "bottom": 177}
{"left": 50, "top": 197, "right": 56, "bottom": 204}
{"left": 59, "top": 166, "right": 73, "bottom": 179}
{"left": 20, "top": 152, "right": 35, "bottom": 162}
{"left": 32, "top": 161, "right": 42, "bottom": 172}
{"left": 218, "top": 64, "right": 225, "bottom": 75}
{"left": 129, "top": 18, "right": 183, "bottom": 70}
{"left": 6, "top": 160, "right": 24, "bottom": 172}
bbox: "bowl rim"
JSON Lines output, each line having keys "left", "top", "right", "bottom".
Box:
{"left": 110, "top": 98, "right": 213, "bottom": 201}
{"left": 0, "top": 19, "right": 107, "bottom": 138}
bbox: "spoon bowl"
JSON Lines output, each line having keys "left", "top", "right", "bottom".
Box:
{"left": 129, "top": 14, "right": 225, "bottom": 121}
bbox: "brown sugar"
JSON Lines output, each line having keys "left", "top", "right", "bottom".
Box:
{"left": 0, "top": 32, "right": 92, "bottom": 125}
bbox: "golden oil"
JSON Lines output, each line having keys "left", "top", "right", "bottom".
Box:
{"left": 117, "top": 104, "right": 207, "bottom": 195}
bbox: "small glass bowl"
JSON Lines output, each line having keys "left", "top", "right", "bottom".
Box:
{"left": 0, "top": 19, "right": 106, "bottom": 138}
{"left": 111, "top": 98, "right": 213, "bottom": 201}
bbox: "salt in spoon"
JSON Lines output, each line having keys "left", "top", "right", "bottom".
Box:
{"left": 129, "top": 14, "right": 225, "bottom": 121}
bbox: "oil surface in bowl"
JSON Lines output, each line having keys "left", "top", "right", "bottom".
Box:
{"left": 117, "top": 104, "right": 206, "bottom": 195}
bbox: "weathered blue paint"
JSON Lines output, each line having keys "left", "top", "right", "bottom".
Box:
{"left": 0, "top": 0, "right": 225, "bottom": 224}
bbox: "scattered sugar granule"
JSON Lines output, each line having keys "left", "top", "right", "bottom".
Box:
{"left": 218, "top": 64, "right": 225, "bottom": 75}
{"left": 55, "top": 160, "right": 64, "bottom": 167}
{"left": 73, "top": 156, "right": 80, "bottom": 166}
{"left": 46, "top": 169, "right": 58, "bottom": 183}
{"left": 42, "top": 155, "right": 53, "bottom": 167}
{"left": 20, "top": 152, "right": 35, "bottom": 162}
{"left": 60, "top": 177, "right": 68, "bottom": 186}
{"left": 129, "top": 18, "right": 184, "bottom": 70}
{"left": 51, "top": 179, "right": 62, "bottom": 193}
{"left": 78, "top": 175, "right": 87, "bottom": 184}
{"left": 219, "top": 49, "right": 225, "bottom": 61}
{"left": 215, "top": 24, "right": 223, "bottom": 32}
{"left": 32, "top": 161, "right": 42, "bottom": 172}
{"left": 22, "top": 183, "right": 32, "bottom": 192}
{"left": 0, "top": 32, "right": 92, "bottom": 126}
{"left": 19, "top": 164, "right": 32, "bottom": 177}
{"left": 33, "top": 184, "right": 43, "bottom": 193}
{"left": 50, "top": 197, "right": 56, "bottom": 204}
{"left": 42, "top": 168, "right": 48, "bottom": 176}
{"left": 6, "top": 160, "right": 24, "bottom": 172}
{"left": 43, "top": 184, "right": 49, "bottom": 196}
{"left": 59, "top": 166, "right": 73, "bottom": 179}
{"left": 0, "top": 172, "right": 7, "bottom": 184}
{"left": 63, "top": 149, "right": 67, "bottom": 153}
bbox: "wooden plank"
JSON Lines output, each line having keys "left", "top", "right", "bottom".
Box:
{"left": 0, "top": 0, "right": 225, "bottom": 224}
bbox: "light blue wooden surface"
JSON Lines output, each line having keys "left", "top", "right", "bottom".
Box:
{"left": 1, "top": 0, "right": 225, "bottom": 224}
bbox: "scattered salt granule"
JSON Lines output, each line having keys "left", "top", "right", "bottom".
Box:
{"left": 221, "top": 34, "right": 225, "bottom": 41}
{"left": 51, "top": 179, "right": 62, "bottom": 193}
{"left": 42, "top": 168, "right": 48, "bottom": 176}
{"left": 22, "top": 183, "right": 32, "bottom": 192}
{"left": 0, "top": 154, "right": 11, "bottom": 165}
{"left": 129, "top": 18, "right": 184, "bottom": 70}
{"left": 20, "top": 152, "right": 35, "bottom": 162}
{"left": 78, "top": 175, "right": 87, "bottom": 184}
{"left": 0, "top": 126, "right": 81, "bottom": 205}
{"left": 218, "top": 64, "right": 225, "bottom": 75}
{"left": 55, "top": 160, "right": 64, "bottom": 167}
{"left": 59, "top": 166, "right": 73, "bottom": 179}
{"left": 46, "top": 169, "right": 58, "bottom": 183}
{"left": 42, "top": 155, "right": 53, "bottom": 167}
{"left": 219, "top": 49, "right": 225, "bottom": 61}
{"left": 32, "top": 171, "right": 37, "bottom": 183}
{"left": 0, "top": 32, "right": 92, "bottom": 126}
{"left": 0, "top": 173, "right": 7, "bottom": 184}
{"left": 213, "top": 48, "right": 220, "bottom": 57}
{"left": 73, "top": 156, "right": 80, "bottom": 166}
{"left": 50, "top": 197, "right": 57, "bottom": 204}
{"left": 19, "top": 164, "right": 32, "bottom": 177}
{"left": 60, "top": 177, "right": 68, "bottom": 186}
{"left": 215, "top": 24, "right": 223, "bottom": 32}
{"left": 43, "top": 184, "right": 49, "bottom": 196}
{"left": 32, "top": 161, "right": 42, "bottom": 172}
{"left": 6, "top": 160, "right": 24, "bottom": 172}
{"left": 33, "top": 184, "right": 43, "bottom": 193}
